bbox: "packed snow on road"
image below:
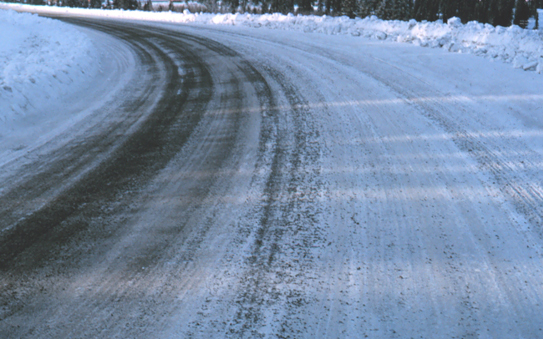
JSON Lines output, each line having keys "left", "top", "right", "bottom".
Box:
{"left": 1, "top": 4, "right": 542, "bottom": 148}
{"left": 1, "top": 4, "right": 543, "bottom": 338}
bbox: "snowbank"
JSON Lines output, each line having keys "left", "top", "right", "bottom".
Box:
{"left": 0, "top": 8, "right": 98, "bottom": 124}
{"left": 3, "top": 3, "right": 543, "bottom": 75}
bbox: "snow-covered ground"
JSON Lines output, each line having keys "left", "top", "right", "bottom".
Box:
{"left": 0, "top": 8, "right": 101, "bottom": 161}
{"left": 1, "top": 4, "right": 543, "bottom": 338}
{"left": 0, "top": 9, "right": 98, "bottom": 121}
{"left": 0, "top": 3, "right": 541, "bottom": 157}
{"left": 2, "top": 3, "right": 543, "bottom": 73}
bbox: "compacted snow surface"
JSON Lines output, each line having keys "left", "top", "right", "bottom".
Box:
{"left": 0, "top": 9, "right": 96, "bottom": 121}
{"left": 0, "top": 8, "right": 101, "bottom": 164}
{"left": 1, "top": 4, "right": 543, "bottom": 339}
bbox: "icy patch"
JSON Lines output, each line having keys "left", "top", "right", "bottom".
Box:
{"left": 0, "top": 9, "right": 98, "bottom": 124}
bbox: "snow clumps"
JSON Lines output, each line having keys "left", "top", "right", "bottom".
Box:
{"left": 66, "top": 8, "right": 541, "bottom": 74}
{"left": 2, "top": 4, "right": 543, "bottom": 75}
{"left": 238, "top": 14, "right": 543, "bottom": 73}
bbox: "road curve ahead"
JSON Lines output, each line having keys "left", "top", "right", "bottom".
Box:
{"left": 1, "top": 15, "right": 543, "bottom": 338}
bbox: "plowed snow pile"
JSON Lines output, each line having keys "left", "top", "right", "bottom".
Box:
{"left": 0, "top": 9, "right": 97, "bottom": 124}
{"left": 3, "top": 3, "right": 543, "bottom": 74}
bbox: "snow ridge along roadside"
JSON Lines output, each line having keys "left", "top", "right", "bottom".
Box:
{"left": 0, "top": 9, "right": 98, "bottom": 123}
{"left": 3, "top": 3, "right": 543, "bottom": 74}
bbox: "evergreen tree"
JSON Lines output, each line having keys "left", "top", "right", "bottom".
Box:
{"left": 475, "top": 0, "right": 491, "bottom": 23}
{"left": 533, "top": 0, "right": 539, "bottom": 29}
{"left": 459, "top": 0, "right": 478, "bottom": 22}
{"left": 230, "top": 0, "right": 239, "bottom": 12}
{"left": 358, "top": 0, "right": 372, "bottom": 17}
{"left": 490, "top": 0, "right": 515, "bottom": 26}
{"left": 343, "top": 0, "right": 357, "bottom": 17}
{"left": 441, "top": 0, "right": 459, "bottom": 22}
{"left": 142, "top": 0, "right": 153, "bottom": 10}
{"left": 324, "top": 0, "right": 332, "bottom": 14}
{"left": 331, "top": 0, "right": 342, "bottom": 14}
{"left": 298, "top": 0, "right": 313, "bottom": 14}
{"left": 414, "top": 0, "right": 439, "bottom": 21}
{"left": 317, "top": 0, "right": 325, "bottom": 13}
{"left": 261, "top": 1, "right": 270, "bottom": 13}
{"left": 271, "top": 0, "right": 293, "bottom": 13}
{"left": 358, "top": 0, "right": 379, "bottom": 17}
{"left": 362, "top": 0, "right": 412, "bottom": 20}
{"left": 392, "top": 0, "right": 413, "bottom": 20}
{"left": 514, "top": 0, "right": 531, "bottom": 27}
{"left": 113, "top": 0, "right": 135, "bottom": 9}
{"left": 375, "top": 0, "right": 392, "bottom": 19}
{"left": 413, "top": 0, "right": 423, "bottom": 19}
{"left": 285, "top": 0, "right": 295, "bottom": 13}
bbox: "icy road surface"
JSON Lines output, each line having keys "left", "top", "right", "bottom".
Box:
{"left": 1, "top": 14, "right": 543, "bottom": 338}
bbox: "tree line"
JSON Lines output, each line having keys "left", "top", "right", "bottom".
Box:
{"left": 284, "top": 0, "right": 540, "bottom": 28}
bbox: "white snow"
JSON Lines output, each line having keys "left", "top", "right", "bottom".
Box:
{"left": 0, "top": 4, "right": 541, "bottom": 171}
{"left": 0, "top": 8, "right": 98, "bottom": 144}
{"left": 1, "top": 4, "right": 543, "bottom": 338}
{"left": 2, "top": 3, "right": 543, "bottom": 75}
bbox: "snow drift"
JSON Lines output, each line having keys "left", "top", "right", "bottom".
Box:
{"left": 2, "top": 3, "right": 542, "bottom": 75}
{"left": 0, "top": 9, "right": 98, "bottom": 124}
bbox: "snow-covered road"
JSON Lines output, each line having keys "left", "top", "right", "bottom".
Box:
{"left": 1, "top": 9, "right": 543, "bottom": 338}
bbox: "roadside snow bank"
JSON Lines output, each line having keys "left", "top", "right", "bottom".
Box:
{"left": 2, "top": 4, "right": 543, "bottom": 74}
{"left": 0, "top": 9, "right": 98, "bottom": 123}
{"left": 357, "top": 16, "right": 543, "bottom": 72}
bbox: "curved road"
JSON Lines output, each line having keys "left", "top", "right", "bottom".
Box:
{"left": 1, "top": 14, "right": 543, "bottom": 338}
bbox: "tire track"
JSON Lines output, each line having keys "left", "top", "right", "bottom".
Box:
{"left": 0, "top": 18, "right": 209, "bottom": 270}
{"left": 222, "top": 64, "right": 325, "bottom": 337}
{"left": 0, "top": 16, "right": 282, "bottom": 338}
{"left": 0, "top": 18, "right": 214, "bottom": 333}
